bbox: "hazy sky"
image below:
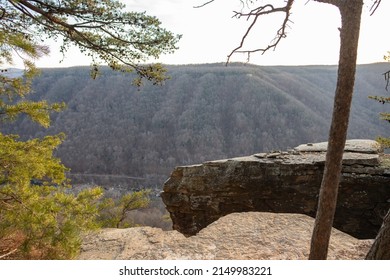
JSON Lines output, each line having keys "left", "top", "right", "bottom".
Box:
{"left": 34, "top": 0, "right": 390, "bottom": 68}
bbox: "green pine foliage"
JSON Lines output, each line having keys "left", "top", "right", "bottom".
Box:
{"left": 98, "top": 190, "right": 150, "bottom": 228}
{"left": 0, "top": 32, "right": 66, "bottom": 127}
{"left": 1, "top": 0, "right": 178, "bottom": 259}
{"left": 0, "top": 14, "right": 89, "bottom": 258}
{"left": 1, "top": 0, "right": 180, "bottom": 85}
{"left": 0, "top": 47, "right": 103, "bottom": 258}
{"left": 0, "top": 109, "right": 106, "bottom": 259}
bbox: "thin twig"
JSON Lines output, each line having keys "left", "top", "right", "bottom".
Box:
{"left": 369, "top": 0, "right": 381, "bottom": 16}
{"left": 0, "top": 248, "right": 18, "bottom": 259}
{"left": 193, "top": 0, "right": 215, "bottom": 8}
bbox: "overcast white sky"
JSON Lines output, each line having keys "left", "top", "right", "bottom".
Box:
{"left": 35, "top": 0, "right": 390, "bottom": 68}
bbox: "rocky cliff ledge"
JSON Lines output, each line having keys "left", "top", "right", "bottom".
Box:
{"left": 79, "top": 212, "right": 372, "bottom": 260}
{"left": 161, "top": 140, "right": 390, "bottom": 239}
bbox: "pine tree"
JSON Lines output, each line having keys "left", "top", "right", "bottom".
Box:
{"left": 0, "top": 30, "right": 102, "bottom": 259}
{"left": 0, "top": 0, "right": 178, "bottom": 259}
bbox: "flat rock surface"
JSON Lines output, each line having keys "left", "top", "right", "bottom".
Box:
{"left": 79, "top": 212, "right": 372, "bottom": 260}
{"left": 294, "top": 139, "right": 382, "bottom": 154}
{"left": 225, "top": 152, "right": 379, "bottom": 166}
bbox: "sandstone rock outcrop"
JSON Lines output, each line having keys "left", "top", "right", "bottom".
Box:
{"left": 79, "top": 212, "right": 372, "bottom": 260}
{"left": 161, "top": 139, "right": 390, "bottom": 239}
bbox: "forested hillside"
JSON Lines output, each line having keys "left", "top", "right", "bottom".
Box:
{"left": 3, "top": 63, "right": 389, "bottom": 187}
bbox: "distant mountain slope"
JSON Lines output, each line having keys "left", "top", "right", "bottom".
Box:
{"left": 3, "top": 63, "right": 389, "bottom": 187}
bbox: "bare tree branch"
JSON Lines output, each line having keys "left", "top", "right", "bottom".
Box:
{"left": 226, "top": 0, "right": 294, "bottom": 64}
{"left": 193, "top": 0, "right": 215, "bottom": 9}
{"left": 370, "top": 0, "right": 382, "bottom": 16}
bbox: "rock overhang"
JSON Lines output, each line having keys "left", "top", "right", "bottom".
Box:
{"left": 162, "top": 139, "right": 390, "bottom": 239}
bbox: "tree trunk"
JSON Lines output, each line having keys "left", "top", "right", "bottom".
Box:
{"left": 309, "top": 0, "right": 363, "bottom": 260}
{"left": 365, "top": 209, "right": 390, "bottom": 259}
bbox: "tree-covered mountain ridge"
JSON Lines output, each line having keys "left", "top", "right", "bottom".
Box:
{"left": 4, "top": 63, "right": 389, "bottom": 188}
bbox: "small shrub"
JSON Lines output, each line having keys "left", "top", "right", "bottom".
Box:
{"left": 97, "top": 189, "right": 150, "bottom": 228}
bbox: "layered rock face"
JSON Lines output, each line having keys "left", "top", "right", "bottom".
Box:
{"left": 79, "top": 212, "right": 372, "bottom": 260}
{"left": 161, "top": 140, "right": 390, "bottom": 239}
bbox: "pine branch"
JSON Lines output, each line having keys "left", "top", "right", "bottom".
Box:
{"left": 369, "top": 95, "right": 390, "bottom": 104}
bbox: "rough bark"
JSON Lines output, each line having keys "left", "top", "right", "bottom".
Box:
{"left": 309, "top": 0, "right": 364, "bottom": 259}
{"left": 366, "top": 210, "right": 390, "bottom": 259}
